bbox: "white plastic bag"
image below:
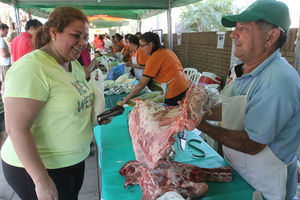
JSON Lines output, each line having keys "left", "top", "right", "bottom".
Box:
{"left": 157, "top": 192, "right": 187, "bottom": 200}
{"left": 89, "top": 69, "right": 106, "bottom": 127}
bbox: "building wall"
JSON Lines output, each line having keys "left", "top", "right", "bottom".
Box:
{"left": 164, "top": 28, "right": 298, "bottom": 88}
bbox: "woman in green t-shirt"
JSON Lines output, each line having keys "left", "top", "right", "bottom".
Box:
{"left": 1, "top": 6, "right": 110, "bottom": 200}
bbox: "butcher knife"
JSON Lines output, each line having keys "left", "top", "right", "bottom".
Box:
{"left": 97, "top": 105, "right": 125, "bottom": 125}
{"left": 178, "top": 130, "right": 187, "bottom": 151}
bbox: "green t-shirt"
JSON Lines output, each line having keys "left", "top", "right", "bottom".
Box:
{"left": 1, "top": 50, "right": 94, "bottom": 169}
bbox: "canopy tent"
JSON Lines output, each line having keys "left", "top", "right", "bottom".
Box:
{"left": 1, "top": 0, "right": 202, "bottom": 19}
{"left": 1, "top": 0, "right": 203, "bottom": 50}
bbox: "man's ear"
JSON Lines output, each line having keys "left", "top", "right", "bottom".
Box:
{"left": 265, "top": 28, "right": 281, "bottom": 47}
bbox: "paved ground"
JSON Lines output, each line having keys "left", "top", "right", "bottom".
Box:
{"left": 0, "top": 137, "right": 101, "bottom": 200}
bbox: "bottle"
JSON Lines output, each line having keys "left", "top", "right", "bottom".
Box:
{"left": 110, "top": 60, "right": 114, "bottom": 70}
{"left": 106, "top": 60, "right": 110, "bottom": 72}
{"left": 114, "top": 61, "right": 118, "bottom": 67}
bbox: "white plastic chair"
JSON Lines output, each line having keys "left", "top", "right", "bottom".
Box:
{"left": 183, "top": 68, "right": 198, "bottom": 77}
{"left": 188, "top": 72, "right": 201, "bottom": 85}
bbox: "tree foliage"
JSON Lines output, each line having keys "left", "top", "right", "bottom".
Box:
{"left": 179, "top": 0, "right": 242, "bottom": 32}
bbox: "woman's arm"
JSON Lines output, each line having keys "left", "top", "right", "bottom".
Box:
{"left": 4, "top": 97, "right": 58, "bottom": 199}
{"left": 120, "top": 76, "right": 151, "bottom": 106}
{"left": 83, "top": 59, "right": 99, "bottom": 78}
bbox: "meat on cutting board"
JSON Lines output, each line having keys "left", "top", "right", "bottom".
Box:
{"left": 119, "top": 160, "right": 232, "bottom": 200}
{"left": 128, "top": 85, "right": 209, "bottom": 170}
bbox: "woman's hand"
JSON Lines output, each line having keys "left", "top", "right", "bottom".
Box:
{"left": 84, "top": 60, "right": 99, "bottom": 78}
{"left": 124, "top": 61, "right": 133, "bottom": 67}
{"left": 35, "top": 175, "right": 58, "bottom": 200}
{"left": 101, "top": 117, "right": 113, "bottom": 125}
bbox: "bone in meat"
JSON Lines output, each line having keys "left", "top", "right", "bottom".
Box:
{"left": 128, "top": 85, "right": 209, "bottom": 169}
{"left": 119, "top": 160, "right": 232, "bottom": 200}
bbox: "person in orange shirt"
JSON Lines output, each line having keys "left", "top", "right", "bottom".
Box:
{"left": 121, "top": 32, "right": 191, "bottom": 106}
{"left": 124, "top": 35, "right": 149, "bottom": 80}
{"left": 112, "top": 33, "right": 124, "bottom": 60}
{"left": 122, "top": 34, "right": 133, "bottom": 62}
{"left": 91, "top": 34, "right": 100, "bottom": 50}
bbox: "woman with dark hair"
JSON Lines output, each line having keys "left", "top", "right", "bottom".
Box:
{"left": 122, "top": 34, "right": 133, "bottom": 62}
{"left": 124, "top": 35, "right": 149, "bottom": 80}
{"left": 1, "top": 6, "right": 110, "bottom": 200}
{"left": 111, "top": 33, "right": 124, "bottom": 59}
{"left": 121, "top": 32, "right": 191, "bottom": 106}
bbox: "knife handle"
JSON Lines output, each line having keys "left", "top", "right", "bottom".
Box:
{"left": 178, "top": 130, "right": 187, "bottom": 140}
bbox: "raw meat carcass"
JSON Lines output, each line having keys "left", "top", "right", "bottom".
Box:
{"left": 128, "top": 85, "right": 209, "bottom": 169}
{"left": 119, "top": 160, "right": 232, "bottom": 200}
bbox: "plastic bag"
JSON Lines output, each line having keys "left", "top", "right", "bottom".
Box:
{"left": 157, "top": 192, "right": 187, "bottom": 200}
{"left": 106, "top": 64, "right": 125, "bottom": 80}
{"left": 89, "top": 69, "right": 106, "bottom": 127}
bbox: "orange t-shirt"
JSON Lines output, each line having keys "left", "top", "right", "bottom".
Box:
{"left": 91, "top": 37, "right": 100, "bottom": 48}
{"left": 122, "top": 44, "right": 130, "bottom": 56}
{"left": 143, "top": 48, "right": 189, "bottom": 99}
{"left": 136, "top": 46, "right": 149, "bottom": 65}
{"left": 113, "top": 40, "right": 125, "bottom": 53}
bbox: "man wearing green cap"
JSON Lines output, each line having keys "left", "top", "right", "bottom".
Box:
{"left": 193, "top": 1, "right": 300, "bottom": 200}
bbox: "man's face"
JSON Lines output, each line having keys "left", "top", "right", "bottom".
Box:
{"left": 230, "top": 22, "right": 270, "bottom": 65}
{"left": 0, "top": 28, "right": 9, "bottom": 37}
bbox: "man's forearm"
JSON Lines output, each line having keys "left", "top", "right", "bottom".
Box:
{"left": 198, "top": 121, "right": 265, "bottom": 155}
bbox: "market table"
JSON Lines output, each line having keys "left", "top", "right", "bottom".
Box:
{"left": 104, "top": 92, "right": 147, "bottom": 108}
{"left": 93, "top": 107, "right": 256, "bottom": 200}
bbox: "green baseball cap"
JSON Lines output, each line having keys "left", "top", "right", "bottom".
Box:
{"left": 221, "top": 1, "right": 291, "bottom": 32}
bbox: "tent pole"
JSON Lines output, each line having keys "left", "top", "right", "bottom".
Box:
{"left": 11, "top": 0, "right": 21, "bottom": 35}
{"left": 136, "top": 16, "right": 141, "bottom": 33}
{"left": 167, "top": 0, "right": 173, "bottom": 51}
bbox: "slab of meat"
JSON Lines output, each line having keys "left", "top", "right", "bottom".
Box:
{"left": 119, "top": 160, "right": 232, "bottom": 200}
{"left": 129, "top": 85, "right": 209, "bottom": 169}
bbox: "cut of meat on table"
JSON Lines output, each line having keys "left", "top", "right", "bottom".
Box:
{"left": 119, "top": 160, "right": 232, "bottom": 200}
{"left": 129, "top": 85, "right": 209, "bottom": 170}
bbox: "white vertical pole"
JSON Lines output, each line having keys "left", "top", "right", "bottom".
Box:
{"left": 10, "top": 1, "right": 20, "bottom": 35}
{"left": 167, "top": 0, "right": 173, "bottom": 50}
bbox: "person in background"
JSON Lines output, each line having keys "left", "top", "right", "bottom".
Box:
{"left": 77, "top": 43, "right": 99, "bottom": 81}
{"left": 1, "top": 6, "right": 111, "bottom": 200}
{"left": 0, "top": 23, "right": 11, "bottom": 95}
{"left": 112, "top": 33, "right": 124, "bottom": 60}
{"left": 6, "top": 30, "right": 17, "bottom": 50}
{"left": 122, "top": 34, "right": 133, "bottom": 62}
{"left": 10, "top": 19, "right": 43, "bottom": 63}
{"left": 124, "top": 35, "right": 149, "bottom": 80}
{"left": 193, "top": 1, "right": 300, "bottom": 200}
{"left": 91, "top": 34, "right": 100, "bottom": 50}
{"left": 98, "top": 35, "right": 105, "bottom": 50}
{"left": 135, "top": 31, "right": 142, "bottom": 39}
{"left": 0, "top": 93, "right": 6, "bottom": 149}
{"left": 104, "top": 35, "right": 112, "bottom": 51}
{"left": 121, "top": 32, "right": 190, "bottom": 106}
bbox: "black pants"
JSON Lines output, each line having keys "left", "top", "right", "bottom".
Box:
{"left": 164, "top": 88, "right": 188, "bottom": 106}
{"left": 2, "top": 160, "right": 85, "bottom": 200}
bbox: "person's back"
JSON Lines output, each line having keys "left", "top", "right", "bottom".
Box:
{"left": 10, "top": 19, "right": 43, "bottom": 63}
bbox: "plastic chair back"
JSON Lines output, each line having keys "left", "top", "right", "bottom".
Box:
{"left": 184, "top": 68, "right": 198, "bottom": 77}
{"left": 188, "top": 72, "right": 201, "bottom": 85}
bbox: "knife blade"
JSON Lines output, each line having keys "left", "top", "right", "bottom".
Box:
{"left": 178, "top": 130, "right": 187, "bottom": 151}
{"left": 177, "top": 137, "right": 182, "bottom": 153}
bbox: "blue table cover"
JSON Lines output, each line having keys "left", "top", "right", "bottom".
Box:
{"left": 94, "top": 107, "right": 255, "bottom": 199}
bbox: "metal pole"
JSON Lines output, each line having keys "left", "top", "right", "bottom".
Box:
{"left": 136, "top": 16, "right": 140, "bottom": 33}
{"left": 10, "top": 0, "right": 20, "bottom": 35}
{"left": 167, "top": 0, "right": 173, "bottom": 51}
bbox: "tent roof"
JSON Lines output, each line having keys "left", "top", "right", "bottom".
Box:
{"left": 2, "top": 0, "right": 202, "bottom": 19}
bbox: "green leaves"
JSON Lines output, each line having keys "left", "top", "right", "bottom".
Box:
{"left": 179, "top": 0, "right": 242, "bottom": 32}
